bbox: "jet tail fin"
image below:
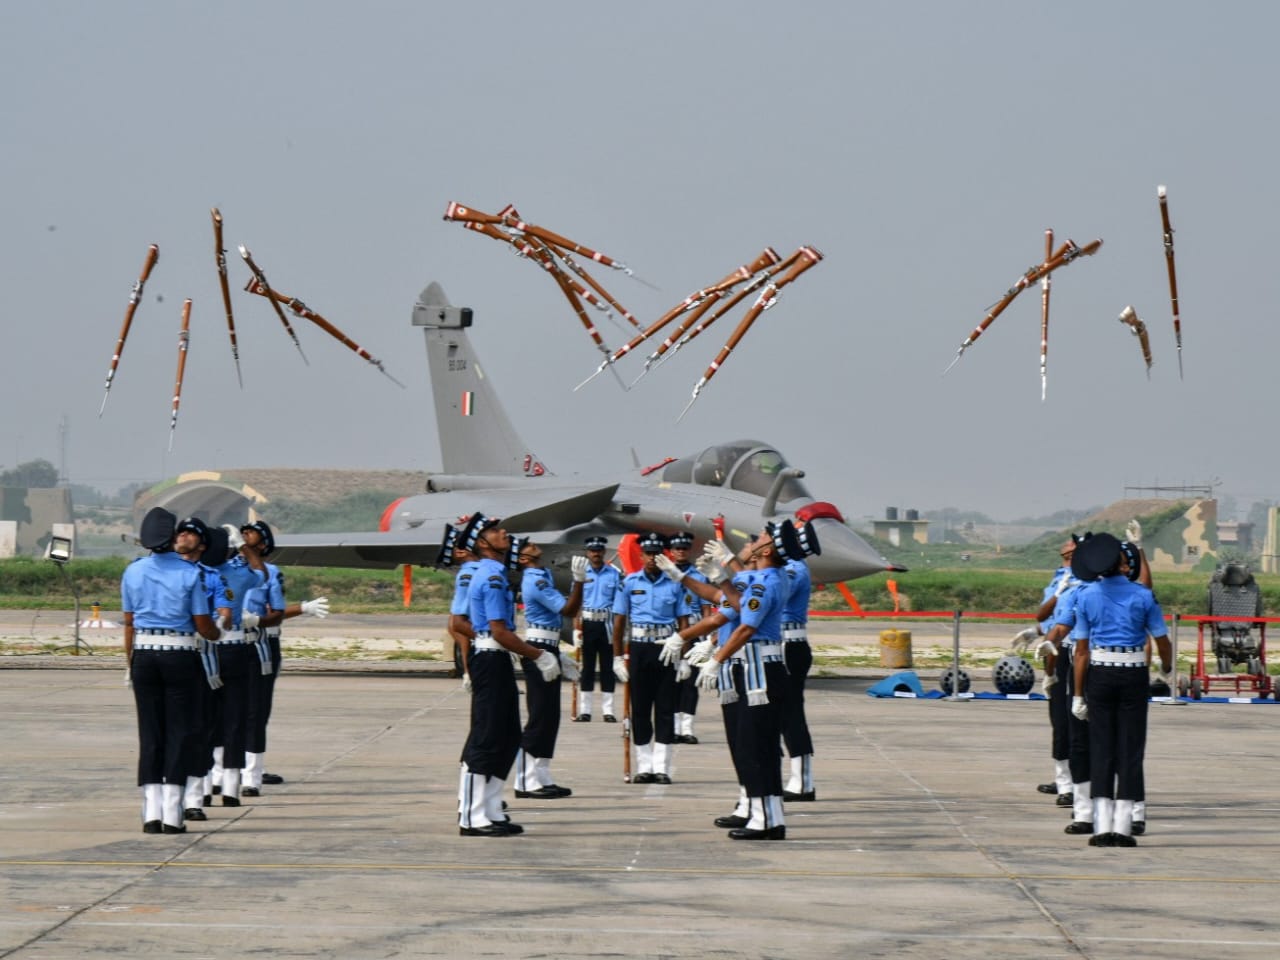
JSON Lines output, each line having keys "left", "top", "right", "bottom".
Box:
{"left": 412, "top": 282, "right": 550, "bottom": 478}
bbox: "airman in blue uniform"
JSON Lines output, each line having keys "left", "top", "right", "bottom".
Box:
{"left": 574, "top": 535, "right": 622, "bottom": 722}
{"left": 668, "top": 532, "right": 710, "bottom": 744}
{"left": 457, "top": 514, "right": 563, "bottom": 836}
{"left": 181, "top": 523, "right": 231, "bottom": 822}
{"left": 122, "top": 509, "right": 221, "bottom": 834}
{"left": 611, "top": 532, "right": 691, "bottom": 784}
{"left": 1065, "top": 532, "right": 1171, "bottom": 847}
{"left": 779, "top": 520, "right": 821, "bottom": 802}
{"left": 205, "top": 525, "right": 268, "bottom": 804}
{"left": 513, "top": 540, "right": 586, "bottom": 798}
{"left": 685, "top": 521, "right": 808, "bottom": 840}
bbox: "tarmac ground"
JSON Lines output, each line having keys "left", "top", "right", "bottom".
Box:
{"left": 4, "top": 635, "right": 1280, "bottom": 959}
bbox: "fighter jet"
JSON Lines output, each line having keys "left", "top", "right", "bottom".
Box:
{"left": 271, "top": 282, "right": 903, "bottom": 583}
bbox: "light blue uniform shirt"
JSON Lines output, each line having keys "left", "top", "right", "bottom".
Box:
{"left": 582, "top": 563, "right": 621, "bottom": 612}
{"left": 522, "top": 565, "right": 568, "bottom": 629}
{"left": 1039, "top": 566, "right": 1070, "bottom": 632}
{"left": 198, "top": 561, "right": 231, "bottom": 611}
{"left": 215, "top": 556, "right": 266, "bottom": 628}
{"left": 781, "top": 559, "right": 811, "bottom": 624}
{"left": 450, "top": 560, "right": 482, "bottom": 617}
{"left": 469, "top": 557, "right": 516, "bottom": 632}
{"left": 121, "top": 552, "right": 211, "bottom": 630}
{"left": 739, "top": 566, "right": 785, "bottom": 643}
{"left": 678, "top": 563, "right": 713, "bottom": 618}
{"left": 1050, "top": 581, "right": 1087, "bottom": 645}
{"left": 1069, "top": 575, "right": 1166, "bottom": 648}
{"left": 613, "top": 570, "right": 691, "bottom": 625}
{"left": 243, "top": 564, "right": 286, "bottom": 617}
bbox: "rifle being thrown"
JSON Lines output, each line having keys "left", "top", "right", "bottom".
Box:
{"left": 943, "top": 237, "right": 1103, "bottom": 375}
{"left": 99, "top": 244, "right": 160, "bottom": 416}
{"left": 239, "top": 245, "right": 309, "bottom": 365}
{"left": 243, "top": 278, "right": 405, "bottom": 387}
{"left": 211, "top": 209, "right": 242, "bottom": 387}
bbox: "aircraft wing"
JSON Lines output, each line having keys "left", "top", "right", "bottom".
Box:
{"left": 271, "top": 483, "right": 619, "bottom": 569}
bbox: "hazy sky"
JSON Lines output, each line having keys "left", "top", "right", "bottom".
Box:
{"left": 3, "top": 2, "right": 1275, "bottom": 522}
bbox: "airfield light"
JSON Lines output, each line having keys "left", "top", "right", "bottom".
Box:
{"left": 45, "top": 531, "right": 92, "bottom": 655}
{"left": 47, "top": 534, "right": 73, "bottom": 565}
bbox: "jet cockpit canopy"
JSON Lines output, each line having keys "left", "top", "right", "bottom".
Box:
{"left": 663, "top": 440, "right": 812, "bottom": 504}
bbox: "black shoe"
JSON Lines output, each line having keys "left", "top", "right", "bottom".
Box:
{"left": 201, "top": 794, "right": 213, "bottom": 807}
{"left": 184, "top": 808, "right": 208, "bottom": 821}
{"left": 211, "top": 785, "right": 222, "bottom": 795}
{"left": 459, "top": 824, "right": 516, "bottom": 837}
{"left": 573, "top": 714, "right": 591, "bottom": 722}
{"left": 222, "top": 796, "right": 241, "bottom": 807}
{"left": 241, "top": 787, "right": 261, "bottom": 798}
{"left": 162, "top": 823, "right": 187, "bottom": 834}
{"left": 1064, "top": 821, "right": 1094, "bottom": 835}
{"left": 714, "top": 814, "right": 749, "bottom": 828}
{"left": 1055, "top": 793, "right": 1074, "bottom": 807}
{"left": 633, "top": 772, "right": 657, "bottom": 783}
{"left": 262, "top": 773, "right": 284, "bottom": 785}
{"left": 675, "top": 734, "right": 699, "bottom": 744}
{"left": 729, "top": 825, "right": 786, "bottom": 840}
{"left": 142, "top": 820, "right": 163, "bottom": 834}
{"left": 653, "top": 773, "right": 672, "bottom": 785}
{"left": 1089, "top": 832, "right": 1116, "bottom": 847}
{"left": 515, "top": 785, "right": 572, "bottom": 799}
{"left": 603, "top": 714, "right": 617, "bottom": 723}
{"left": 1130, "top": 820, "right": 1146, "bottom": 836}
{"left": 1037, "top": 783, "right": 1058, "bottom": 794}
{"left": 1112, "top": 833, "right": 1137, "bottom": 847}
{"left": 491, "top": 818, "right": 524, "bottom": 834}
{"left": 783, "top": 789, "right": 816, "bottom": 802}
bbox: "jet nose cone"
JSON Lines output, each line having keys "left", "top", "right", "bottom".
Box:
{"left": 805, "top": 520, "right": 905, "bottom": 582}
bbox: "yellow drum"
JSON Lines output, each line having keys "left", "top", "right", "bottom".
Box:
{"left": 879, "top": 629, "right": 913, "bottom": 668}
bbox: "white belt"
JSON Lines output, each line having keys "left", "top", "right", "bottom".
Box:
{"left": 631, "top": 625, "right": 673, "bottom": 642}
{"left": 137, "top": 628, "right": 194, "bottom": 637}
{"left": 1091, "top": 647, "right": 1146, "bottom": 667}
{"left": 135, "top": 637, "right": 198, "bottom": 651}
{"left": 783, "top": 627, "right": 808, "bottom": 642}
{"left": 757, "top": 643, "right": 784, "bottom": 659}
{"left": 218, "top": 630, "right": 248, "bottom": 644}
{"left": 582, "top": 609, "right": 611, "bottom": 621}
{"left": 266, "top": 628, "right": 281, "bottom": 639}
{"left": 526, "top": 626, "right": 561, "bottom": 644}
{"left": 472, "top": 636, "right": 503, "bottom": 652}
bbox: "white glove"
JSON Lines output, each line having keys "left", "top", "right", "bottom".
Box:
{"left": 533, "top": 649, "right": 561, "bottom": 681}
{"left": 697, "top": 658, "right": 721, "bottom": 692}
{"left": 1054, "top": 575, "right": 1076, "bottom": 598}
{"left": 676, "top": 657, "right": 692, "bottom": 682}
{"left": 462, "top": 673, "right": 473, "bottom": 693}
{"left": 687, "top": 638, "right": 715, "bottom": 665}
{"left": 612, "top": 657, "right": 629, "bottom": 684}
{"left": 210, "top": 620, "right": 226, "bottom": 643}
{"left": 1035, "top": 639, "right": 1055, "bottom": 660}
{"left": 242, "top": 611, "right": 260, "bottom": 631}
{"left": 702, "top": 540, "right": 734, "bottom": 568}
{"left": 124, "top": 664, "right": 133, "bottom": 689}
{"left": 1156, "top": 669, "right": 1172, "bottom": 687}
{"left": 1071, "top": 696, "right": 1088, "bottom": 721}
{"left": 301, "top": 597, "right": 329, "bottom": 618}
{"left": 571, "top": 555, "right": 589, "bottom": 583}
{"left": 1011, "top": 627, "right": 1040, "bottom": 653}
{"left": 1041, "top": 672, "right": 1057, "bottom": 694}
{"left": 654, "top": 553, "right": 685, "bottom": 583}
{"left": 572, "top": 628, "right": 583, "bottom": 650}
{"left": 658, "top": 633, "right": 685, "bottom": 666}
{"left": 694, "top": 555, "right": 728, "bottom": 583}
{"left": 1126, "top": 519, "right": 1142, "bottom": 545}
{"left": 222, "top": 523, "right": 245, "bottom": 551}
{"left": 558, "top": 651, "right": 580, "bottom": 682}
